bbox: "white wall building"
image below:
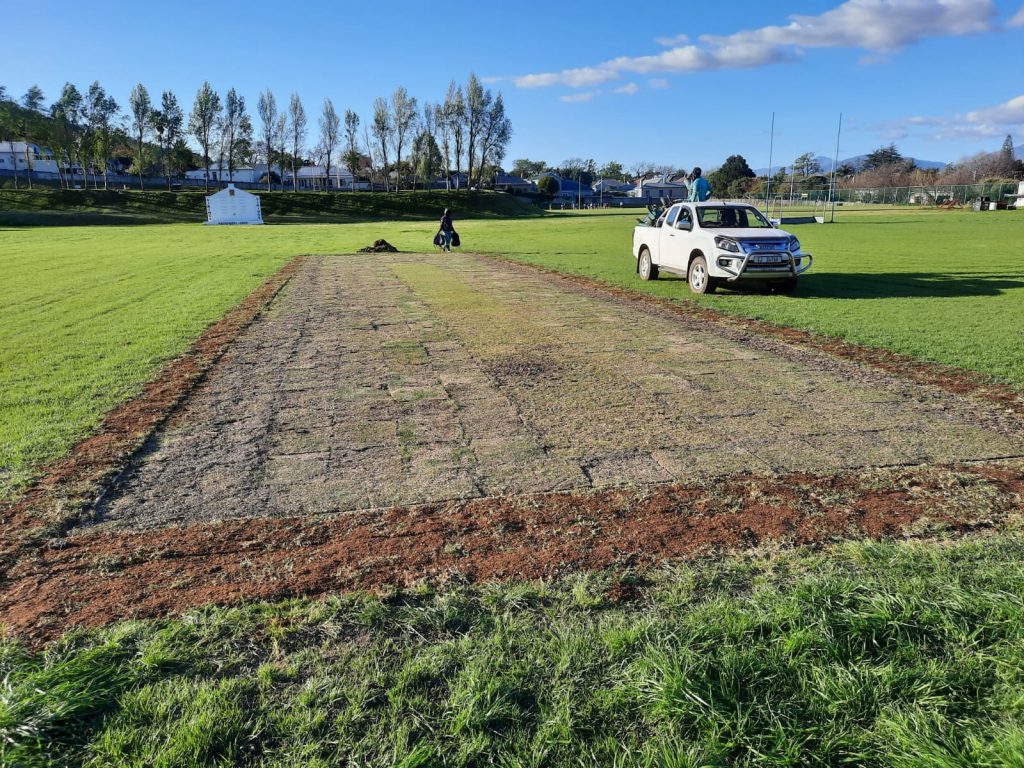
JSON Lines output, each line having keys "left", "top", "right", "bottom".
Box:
{"left": 186, "top": 163, "right": 282, "bottom": 185}
{"left": 632, "top": 176, "right": 688, "bottom": 200}
{"left": 205, "top": 184, "right": 263, "bottom": 225}
{"left": 0, "top": 141, "right": 61, "bottom": 174}
{"left": 282, "top": 165, "right": 369, "bottom": 191}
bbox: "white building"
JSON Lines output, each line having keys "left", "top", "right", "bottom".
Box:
{"left": 593, "top": 178, "right": 634, "bottom": 195}
{"left": 0, "top": 141, "right": 61, "bottom": 174}
{"left": 205, "top": 184, "right": 263, "bottom": 225}
{"left": 282, "top": 165, "right": 369, "bottom": 191}
{"left": 632, "top": 176, "right": 688, "bottom": 201}
{"left": 186, "top": 162, "right": 282, "bottom": 185}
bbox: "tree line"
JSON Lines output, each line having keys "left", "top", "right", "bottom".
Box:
{"left": 0, "top": 74, "right": 513, "bottom": 193}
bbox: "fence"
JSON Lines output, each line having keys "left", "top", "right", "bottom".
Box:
{"left": 759, "top": 181, "right": 1019, "bottom": 212}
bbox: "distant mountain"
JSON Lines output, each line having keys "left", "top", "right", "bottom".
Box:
{"left": 753, "top": 153, "right": 947, "bottom": 175}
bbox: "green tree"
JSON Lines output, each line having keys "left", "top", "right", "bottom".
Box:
{"left": 86, "top": 82, "right": 118, "bottom": 190}
{"left": 511, "top": 158, "right": 546, "bottom": 180}
{"left": 862, "top": 143, "right": 904, "bottom": 171}
{"left": 128, "top": 83, "right": 152, "bottom": 190}
{"left": 18, "top": 85, "right": 46, "bottom": 188}
{"left": 372, "top": 96, "right": 393, "bottom": 192}
{"left": 538, "top": 175, "right": 559, "bottom": 196}
{"left": 343, "top": 109, "right": 361, "bottom": 188}
{"left": 318, "top": 98, "right": 340, "bottom": 188}
{"left": 156, "top": 91, "right": 183, "bottom": 189}
{"left": 391, "top": 87, "right": 418, "bottom": 191}
{"left": 465, "top": 73, "right": 492, "bottom": 187}
{"left": 219, "top": 88, "right": 247, "bottom": 187}
{"left": 598, "top": 160, "right": 625, "bottom": 180}
{"left": 189, "top": 82, "right": 221, "bottom": 192}
{"left": 707, "top": 154, "right": 754, "bottom": 198}
{"left": 288, "top": 93, "right": 306, "bottom": 192}
{"left": 412, "top": 128, "right": 442, "bottom": 185}
{"left": 476, "top": 93, "right": 511, "bottom": 185}
{"left": 257, "top": 89, "right": 278, "bottom": 191}
{"left": 792, "top": 152, "right": 821, "bottom": 177}
{"left": 50, "top": 83, "right": 83, "bottom": 188}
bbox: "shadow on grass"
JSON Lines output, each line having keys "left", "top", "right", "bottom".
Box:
{"left": 790, "top": 272, "right": 1024, "bottom": 299}
{"left": 643, "top": 272, "right": 1024, "bottom": 299}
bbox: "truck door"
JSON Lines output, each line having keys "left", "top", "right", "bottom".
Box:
{"left": 660, "top": 204, "right": 691, "bottom": 271}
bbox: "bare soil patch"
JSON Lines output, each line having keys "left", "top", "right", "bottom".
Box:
{"left": 3, "top": 461, "right": 1022, "bottom": 645}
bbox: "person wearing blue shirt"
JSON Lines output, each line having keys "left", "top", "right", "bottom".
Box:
{"left": 688, "top": 167, "right": 711, "bottom": 202}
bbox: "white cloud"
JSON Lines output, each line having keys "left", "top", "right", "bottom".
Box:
{"left": 885, "top": 93, "right": 1024, "bottom": 140}
{"left": 614, "top": 83, "right": 639, "bottom": 95}
{"left": 1008, "top": 4, "right": 1024, "bottom": 27}
{"left": 655, "top": 33, "right": 689, "bottom": 46}
{"left": 512, "top": 0, "right": 997, "bottom": 88}
{"left": 648, "top": 78, "right": 670, "bottom": 89}
{"left": 559, "top": 92, "right": 596, "bottom": 103}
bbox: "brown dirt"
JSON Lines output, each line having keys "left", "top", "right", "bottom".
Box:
{"left": 0, "top": 257, "right": 306, "bottom": 574}
{"left": 490, "top": 256, "right": 1024, "bottom": 416}
{"left": 3, "top": 460, "right": 1022, "bottom": 646}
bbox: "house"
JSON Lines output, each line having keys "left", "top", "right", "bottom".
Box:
{"left": 282, "top": 165, "right": 369, "bottom": 191}
{"left": 186, "top": 163, "right": 283, "bottom": 185}
{"left": 0, "top": 141, "right": 61, "bottom": 174}
{"left": 205, "top": 184, "right": 263, "bottom": 225}
{"left": 533, "top": 172, "right": 594, "bottom": 202}
{"left": 593, "top": 178, "right": 634, "bottom": 195}
{"left": 493, "top": 173, "right": 535, "bottom": 193}
{"left": 631, "top": 175, "right": 688, "bottom": 201}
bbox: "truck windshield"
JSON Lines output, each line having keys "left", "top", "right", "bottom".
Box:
{"left": 698, "top": 206, "right": 772, "bottom": 228}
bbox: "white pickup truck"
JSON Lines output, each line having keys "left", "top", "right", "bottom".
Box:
{"left": 633, "top": 202, "right": 812, "bottom": 294}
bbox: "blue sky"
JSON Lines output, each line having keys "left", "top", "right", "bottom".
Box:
{"left": 2, "top": 0, "right": 1022, "bottom": 171}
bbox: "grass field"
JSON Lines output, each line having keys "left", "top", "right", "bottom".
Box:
{"left": 4, "top": 535, "right": 1024, "bottom": 766}
{"left": 3, "top": 203, "right": 1024, "bottom": 765}
{"left": 2, "top": 208, "right": 1023, "bottom": 500}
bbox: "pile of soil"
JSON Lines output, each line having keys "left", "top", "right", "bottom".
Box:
{"left": 358, "top": 239, "right": 399, "bottom": 253}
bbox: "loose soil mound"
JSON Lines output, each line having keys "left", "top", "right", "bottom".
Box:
{"left": 358, "top": 239, "right": 399, "bottom": 252}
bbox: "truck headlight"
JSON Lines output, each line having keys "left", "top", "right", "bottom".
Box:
{"left": 715, "top": 236, "right": 741, "bottom": 253}
{"left": 788, "top": 236, "right": 800, "bottom": 252}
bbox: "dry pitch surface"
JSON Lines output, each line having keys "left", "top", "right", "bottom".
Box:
{"left": 4, "top": 253, "right": 1024, "bottom": 641}
{"left": 93, "top": 253, "right": 1022, "bottom": 528}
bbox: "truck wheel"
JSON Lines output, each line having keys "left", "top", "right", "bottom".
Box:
{"left": 772, "top": 278, "right": 798, "bottom": 294}
{"left": 688, "top": 255, "right": 715, "bottom": 294}
{"left": 638, "top": 248, "right": 658, "bottom": 280}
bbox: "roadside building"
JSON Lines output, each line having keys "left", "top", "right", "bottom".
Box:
{"left": 533, "top": 172, "right": 594, "bottom": 203}
{"left": 631, "top": 175, "right": 688, "bottom": 201}
{"left": 282, "top": 165, "right": 369, "bottom": 191}
{"left": 0, "top": 141, "right": 61, "bottom": 175}
{"left": 493, "top": 173, "right": 535, "bottom": 193}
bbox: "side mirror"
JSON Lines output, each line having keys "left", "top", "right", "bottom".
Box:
{"left": 677, "top": 220, "right": 692, "bottom": 231}
{"left": 769, "top": 218, "right": 781, "bottom": 228}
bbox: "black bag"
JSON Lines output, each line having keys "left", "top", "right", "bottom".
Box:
{"left": 432, "top": 230, "right": 443, "bottom": 247}
{"left": 451, "top": 230, "right": 461, "bottom": 248}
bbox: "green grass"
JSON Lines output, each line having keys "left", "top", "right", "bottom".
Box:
{"left": 2, "top": 208, "right": 1023, "bottom": 500}
{"left": 4, "top": 535, "right": 1024, "bottom": 766}
{"left": 0, "top": 188, "right": 539, "bottom": 226}
{"left": 467, "top": 208, "right": 1024, "bottom": 387}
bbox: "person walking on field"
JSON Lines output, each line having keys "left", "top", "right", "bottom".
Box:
{"left": 439, "top": 208, "right": 455, "bottom": 252}
{"left": 688, "top": 167, "right": 711, "bottom": 202}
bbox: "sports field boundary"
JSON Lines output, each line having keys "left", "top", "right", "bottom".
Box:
{"left": 0, "top": 256, "right": 308, "bottom": 575}
{"left": 484, "top": 254, "right": 1024, "bottom": 415}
